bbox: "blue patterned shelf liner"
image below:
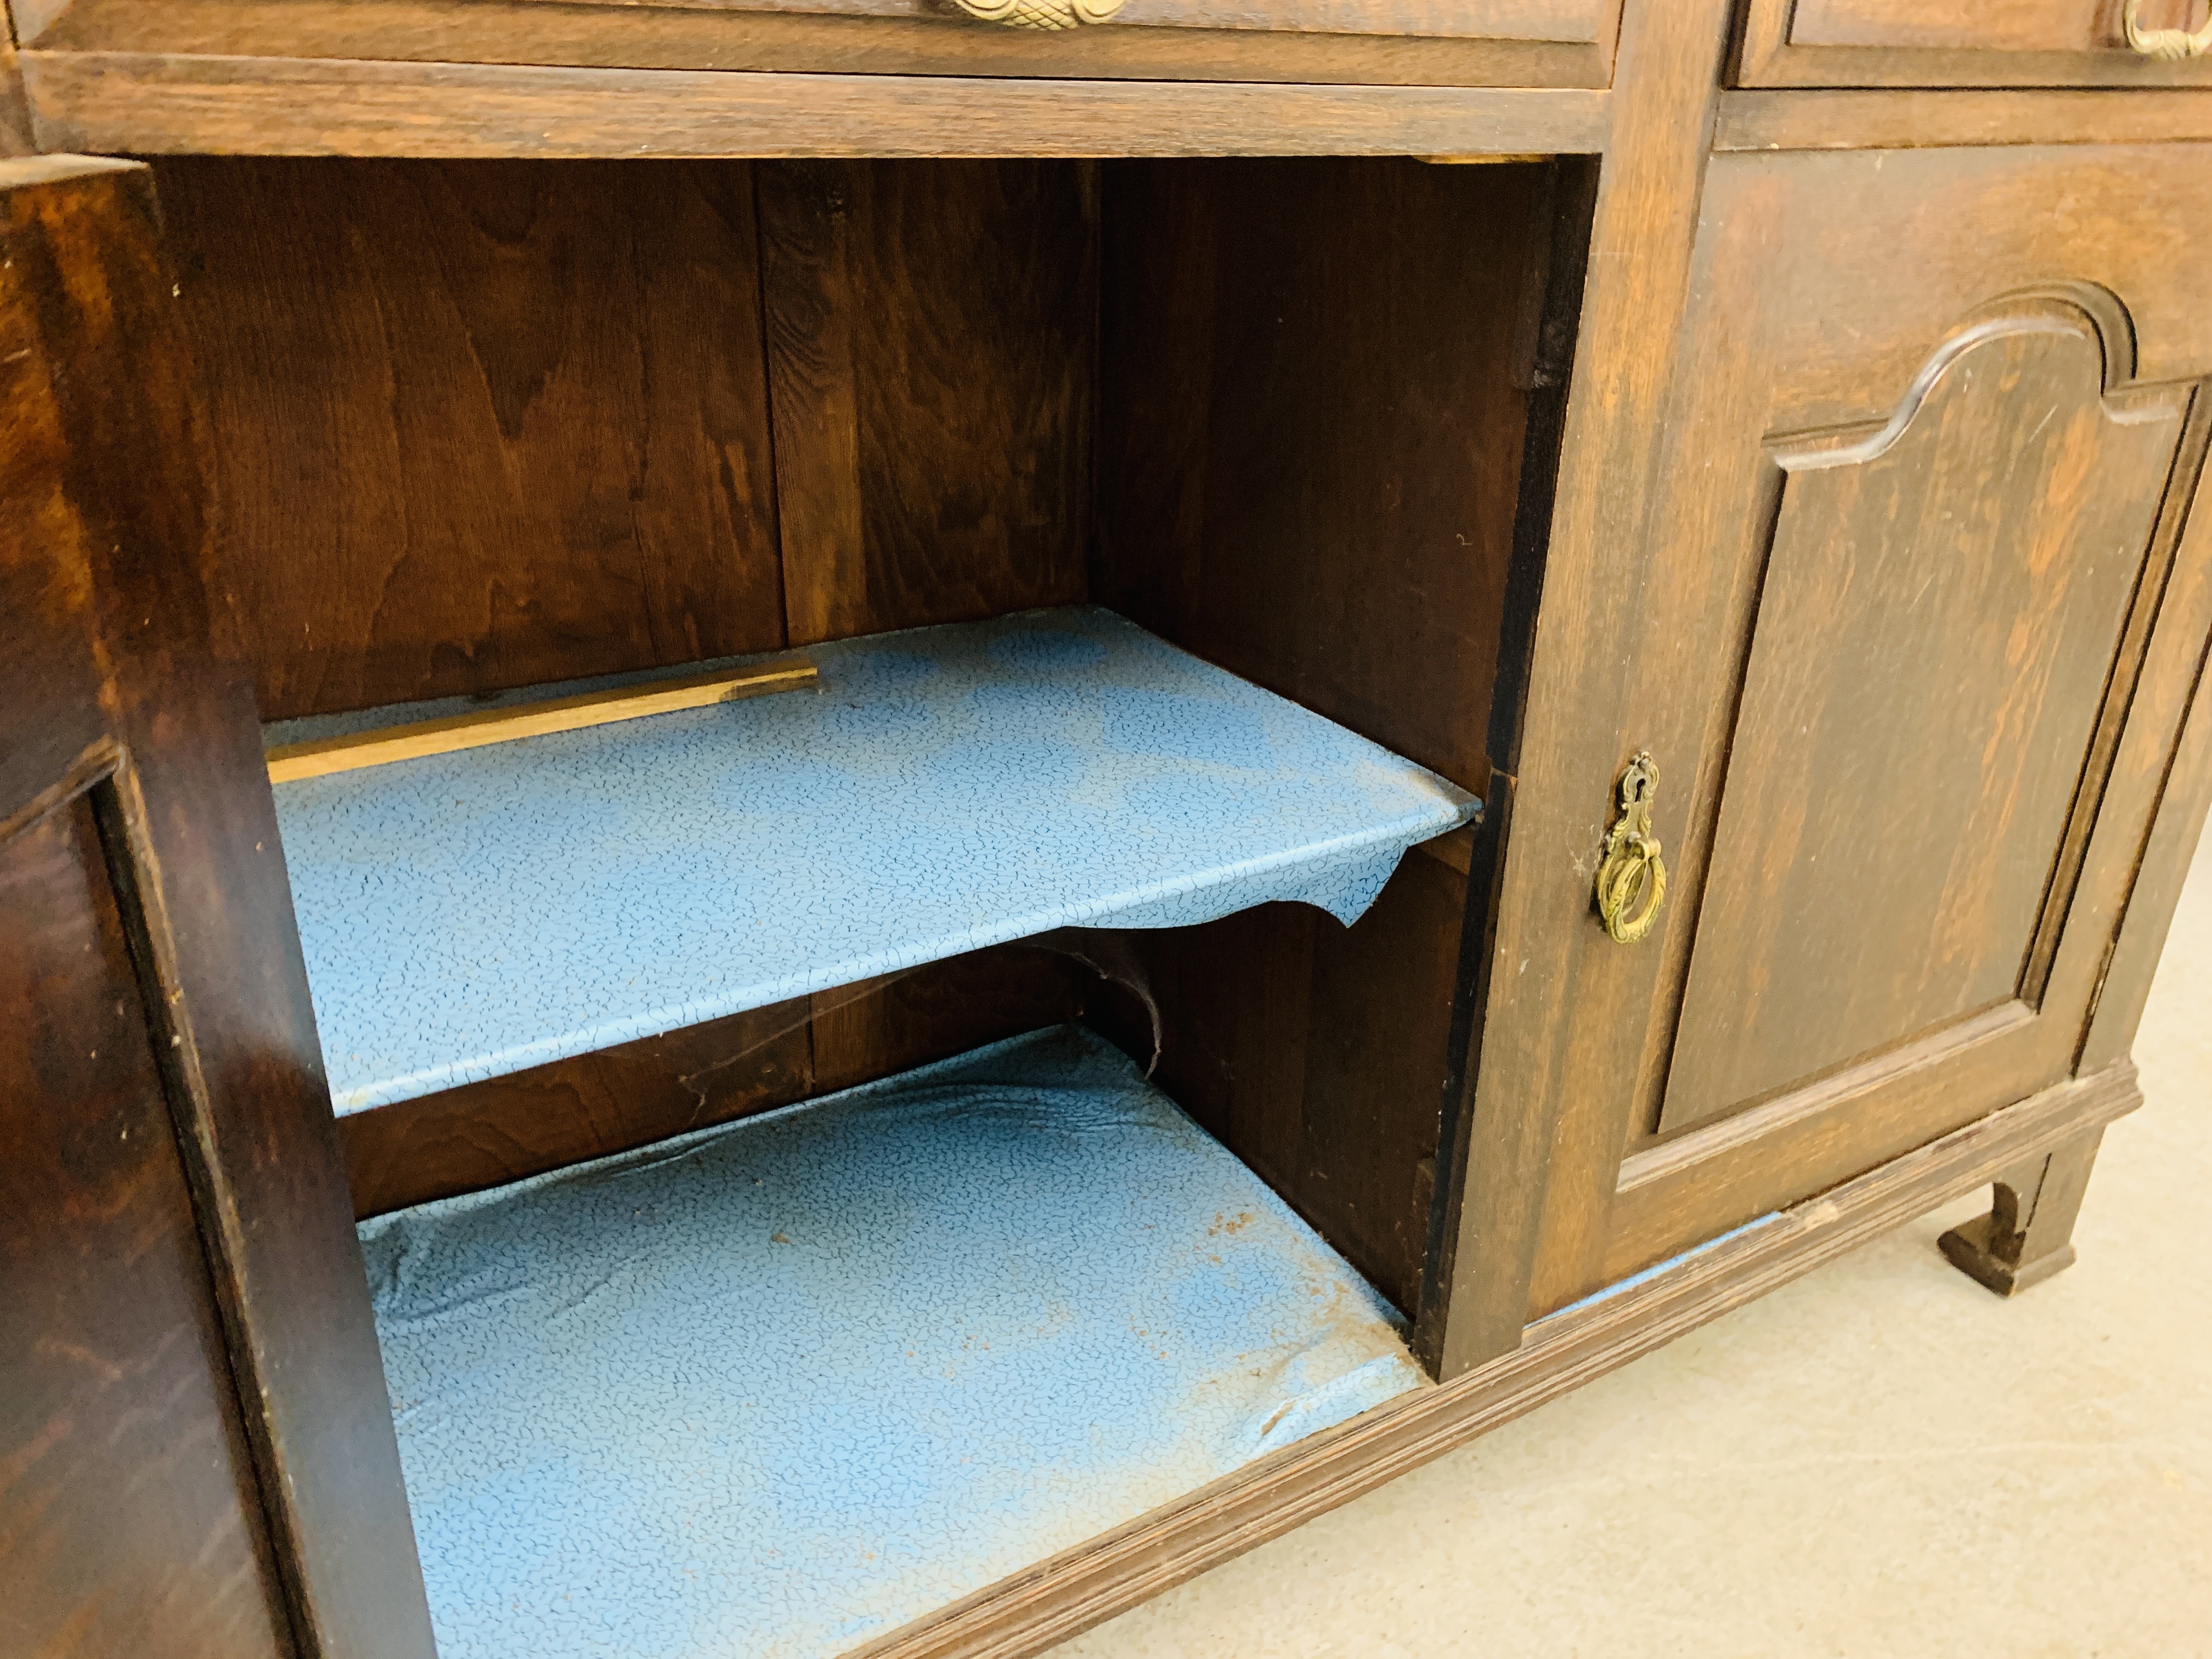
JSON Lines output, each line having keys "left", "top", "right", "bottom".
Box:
{"left": 363, "top": 1024, "right": 1430, "bottom": 1659}
{"left": 269, "top": 607, "right": 1479, "bottom": 1115}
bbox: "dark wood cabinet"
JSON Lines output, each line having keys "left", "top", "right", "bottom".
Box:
{"left": 4, "top": 4, "right": 2211, "bottom": 1656}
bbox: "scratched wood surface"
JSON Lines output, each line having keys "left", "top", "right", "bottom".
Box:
{"left": 1, "top": 798, "right": 295, "bottom": 1659}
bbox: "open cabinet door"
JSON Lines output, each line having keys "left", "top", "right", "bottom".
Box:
{"left": 0, "top": 158, "right": 435, "bottom": 1659}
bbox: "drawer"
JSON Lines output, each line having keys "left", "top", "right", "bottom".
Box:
{"left": 1738, "top": 0, "right": 2212, "bottom": 86}
{"left": 17, "top": 0, "right": 1623, "bottom": 88}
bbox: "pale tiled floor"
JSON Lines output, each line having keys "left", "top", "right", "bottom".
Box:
{"left": 1056, "top": 823, "right": 2212, "bottom": 1659}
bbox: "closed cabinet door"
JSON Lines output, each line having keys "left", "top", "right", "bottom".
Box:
{"left": 1509, "top": 143, "right": 2212, "bottom": 1317}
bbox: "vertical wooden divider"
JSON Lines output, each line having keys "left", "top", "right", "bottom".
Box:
{"left": 756, "top": 160, "right": 1096, "bottom": 647}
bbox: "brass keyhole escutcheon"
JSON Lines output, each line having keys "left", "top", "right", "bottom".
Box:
{"left": 1595, "top": 751, "right": 1667, "bottom": 945}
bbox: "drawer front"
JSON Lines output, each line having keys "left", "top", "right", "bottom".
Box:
{"left": 21, "top": 0, "right": 1623, "bottom": 88}
{"left": 1739, "top": 0, "right": 2212, "bottom": 86}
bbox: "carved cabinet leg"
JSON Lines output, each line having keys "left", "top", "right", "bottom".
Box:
{"left": 1939, "top": 1128, "right": 2105, "bottom": 1297}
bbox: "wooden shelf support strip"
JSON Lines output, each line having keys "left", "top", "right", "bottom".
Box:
{"left": 265, "top": 659, "right": 817, "bottom": 783}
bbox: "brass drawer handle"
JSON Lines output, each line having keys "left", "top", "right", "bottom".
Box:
{"left": 951, "top": 0, "right": 1125, "bottom": 27}
{"left": 1596, "top": 751, "right": 1668, "bottom": 945}
{"left": 2126, "top": 0, "right": 2212, "bottom": 59}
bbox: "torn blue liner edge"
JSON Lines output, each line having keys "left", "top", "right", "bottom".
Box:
{"left": 1534, "top": 1212, "right": 1787, "bottom": 1325}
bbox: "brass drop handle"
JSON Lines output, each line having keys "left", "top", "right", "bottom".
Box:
{"left": 2125, "top": 0, "right": 2212, "bottom": 59}
{"left": 950, "top": 0, "right": 1125, "bottom": 27}
{"left": 1595, "top": 751, "right": 1668, "bottom": 945}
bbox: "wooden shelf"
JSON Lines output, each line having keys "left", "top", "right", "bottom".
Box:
{"left": 268, "top": 608, "right": 1479, "bottom": 1114}
{"left": 362, "top": 1025, "right": 1426, "bottom": 1657}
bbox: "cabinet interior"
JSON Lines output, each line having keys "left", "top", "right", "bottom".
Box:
{"left": 159, "top": 153, "right": 1572, "bottom": 1327}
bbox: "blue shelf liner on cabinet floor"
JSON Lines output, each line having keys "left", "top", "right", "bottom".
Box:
{"left": 269, "top": 607, "right": 1479, "bottom": 1114}
{"left": 362, "top": 1024, "right": 1429, "bottom": 1659}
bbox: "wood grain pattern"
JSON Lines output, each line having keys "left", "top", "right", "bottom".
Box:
{"left": 1096, "top": 155, "right": 1541, "bottom": 792}
{"left": 20, "top": 52, "right": 1615, "bottom": 159}
{"left": 340, "top": 945, "right": 1097, "bottom": 1217}
{"left": 2078, "top": 408, "right": 2212, "bottom": 1074}
{"left": 1426, "top": 0, "right": 1738, "bottom": 1379}
{"left": 845, "top": 1056, "right": 2141, "bottom": 1659}
{"left": 1515, "top": 145, "right": 2212, "bottom": 1322}
{"left": 1791, "top": 0, "right": 2205, "bottom": 52}
{"left": 14, "top": 0, "right": 1611, "bottom": 89}
{"left": 1738, "top": 0, "right": 2212, "bottom": 87}
{"left": 1090, "top": 155, "right": 1546, "bottom": 1322}
{"left": 1715, "top": 88, "right": 2212, "bottom": 151}
{"left": 0, "top": 156, "right": 435, "bottom": 1659}
{"left": 1140, "top": 857, "right": 1469, "bottom": 1318}
{"left": 156, "top": 157, "right": 786, "bottom": 721}
{"left": 264, "top": 658, "right": 816, "bottom": 782}
{"left": 758, "top": 160, "right": 1092, "bottom": 645}
{"left": 1658, "top": 309, "right": 2183, "bottom": 1132}
{"left": 1, "top": 794, "right": 293, "bottom": 1659}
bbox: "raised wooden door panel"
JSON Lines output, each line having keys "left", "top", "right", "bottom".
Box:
{"left": 13, "top": 0, "right": 1622, "bottom": 87}
{"left": 0, "top": 156, "right": 436, "bottom": 1659}
{"left": 2, "top": 786, "right": 297, "bottom": 1659}
{"left": 1512, "top": 142, "right": 2212, "bottom": 1317}
{"left": 1738, "top": 0, "right": 2212, "bottom": 86}
{"left": 1658, "top": 304, "right": 2188, "bottom": 1135}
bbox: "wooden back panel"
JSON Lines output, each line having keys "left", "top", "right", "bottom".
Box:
{"left": 0, "top": 157, "right": 433, "bottom": 1659}
{"left": 164, "top": 156, "right": 1095, "bottom": 720}
{"left": 159, "top": 158, "right": 789, "bottom": 721}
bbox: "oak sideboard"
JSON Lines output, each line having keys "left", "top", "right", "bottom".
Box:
{"left": 5, "top": 3, "right": 2210, "bottom": 1656}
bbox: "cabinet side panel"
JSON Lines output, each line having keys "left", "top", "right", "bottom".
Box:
{"left": 1141, "top": 855, "right": 1468, "bottom": 1319}
{"left": 1095, "top": 155, "right": 1536, "bottom": 795}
